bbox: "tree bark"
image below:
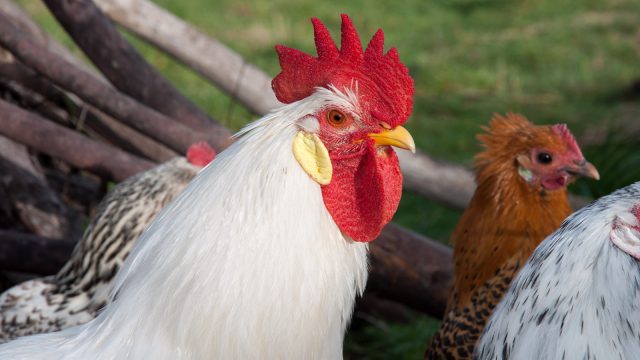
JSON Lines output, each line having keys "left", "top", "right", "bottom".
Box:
{"left": 0, "top": 0, "right": 106, "bottom": 83}
{"left": 0, "top": 59, "right": 178, "bottom": 162}
{"left": 0, "top": 230, "right": 73, "bottom": 275}
{"left": 0, "top": 156, "right": 78, "bottom": 240}
{"left": 0, "top": 136, "right": 82, "bottom": 240}
{"left": 0, "top": 15, "right": 210, "bottom": 154}
{"left": 94, "top": 0, "right": 281, "bottom": 116}
{"left": 369, "top": 223, "right": 453, "bottom": 318}
{"left": 43, "top": 0, "right": 232, "bottom": 149}
{"left": 80, "top": 106, "right": 179, "bottom": 162}
{"left": 0, "top": 98, "right": 155, "bottom": 181}
{"left": 0, "top": 135, "right": 45, "bottom": 181}
{"left": 397, "top": 150, "right": 475, "bottom": 210}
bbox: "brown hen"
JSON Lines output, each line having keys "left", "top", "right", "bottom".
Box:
{"left": 425, "top": 113, "right": 599, "bottom": 359}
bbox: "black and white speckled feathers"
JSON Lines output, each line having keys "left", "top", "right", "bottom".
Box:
{"left": 0, "top": 157, "right": 201, "bottom": 342}
{"left": 476, "top": 182, "right": 640, "bottom": 360}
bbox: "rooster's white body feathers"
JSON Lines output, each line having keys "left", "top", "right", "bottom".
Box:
{"left": 476, "top": 182, "right": 640, "bottom": 360}
{"left": 0, "top": 90, "right": 369, "bottom": 360}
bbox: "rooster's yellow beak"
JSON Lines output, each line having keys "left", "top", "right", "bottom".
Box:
{"left": 368, "top": 126, "right": 416, "bottom": 154}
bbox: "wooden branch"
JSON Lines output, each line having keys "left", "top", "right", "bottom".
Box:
{"left": 0, "top": 67, "right": 74, "bottom": 126}
{"left": 43, "top": 167, "right": 104, "bottom": 215}
{"left": 0, "top": 15, "right": 210, "bottom": 155}
{"left": 354, "top": 294, "right": 416, "bottom": 325}
{"left": 0, "top": 135, "right": 83, "bottom": 240}
{"left": 79, "top": 106, "right": 179, "bottom": 162}
{"left": 0, "top": 135, "right": 45, "bottom": 181}
{"left": 0, "top": 1, "right": 173, "bottom": 161}
{"left": 0, "top": 59, "right": 178, "bottom": 162}
{"left": 369, "top": 223, "right": 453, "bottom": 318}
{"left": 397, "top": 150, "right": 475, "bottom": 210}
{"left": 0, "top": 230, "right": 73, "bottom": 275}
{"left": 0, "top": 153, "right": 80, "bottom": 240}
{"left": 0, "top": 4, "right": 173, "bottom": 160}
{"left": 0, "top": 0, "right": 107, "bottom": 83}
{"left": 43, "top": 0, "right": 233, "bottom": 149}
{"left": 0, "top": 57, "right": 67, "bottom": 105}
{"left": 0, "top": 98, "right": 154, "bottom": 181}
{"left": 94, "top": 0, "right": 281, "bottom": 116}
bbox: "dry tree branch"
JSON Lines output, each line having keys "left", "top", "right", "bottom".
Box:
{"left": 0, "top": 14, "right": 209, "bottom": 154}
{"left": 43, "top": 0, "right": 233, "bottom": 149}
{"left": 0, "top": 0, "right": 106, "bottom": 82}
{"left": 94, "top": 0, "right": 281, "bottom": 116}
{"left": 371, "top": 223, "right": 453, "bottom": 318}
{"left": 0, "top": 137, "right": 81, "bottom": 240}
{"left": 0, "top": 98, "right": 155, "bottom": 181}
{"left": 0, "top": 59, "right": 178, "bottom": 162}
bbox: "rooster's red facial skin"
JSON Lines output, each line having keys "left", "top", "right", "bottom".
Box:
{"left": 272, "top": 14, "right": 414, "bottom": 242}
{"left": 314, "top": 104, "right": 404, "bottom": 242}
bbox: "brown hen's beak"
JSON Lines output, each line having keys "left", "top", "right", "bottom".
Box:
{"left": 566, "top": 160, "right": 600, "bottom": 180}
{"left": 368, "top": 126, "right": 416, "bottom": 154}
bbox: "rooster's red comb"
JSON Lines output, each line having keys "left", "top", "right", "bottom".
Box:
{"left": 272, "top": 14, "right": 414, "bottom": 127}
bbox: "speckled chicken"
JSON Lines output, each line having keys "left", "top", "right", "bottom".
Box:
{"left": 0, "top": 142, "right": 215, "bottom": 342}
{"left": 477, "top": 181, "right": 640, "bottom": 359}
{"left": 425, "top": 113, "right": 599, "bottom": 359}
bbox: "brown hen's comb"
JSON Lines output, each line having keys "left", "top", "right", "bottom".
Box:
{"left": 551, "top": 123, "right": 583, "bottom": 159}
{"left": 272, "top": 14, "right": 414, "bottom": 128}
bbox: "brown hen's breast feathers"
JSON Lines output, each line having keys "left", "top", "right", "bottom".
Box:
{"left": 426, "top": 154, "right": 571, "bottom": 360}
{"left": 451, "top": 181, "right": 570, "bottom": 308}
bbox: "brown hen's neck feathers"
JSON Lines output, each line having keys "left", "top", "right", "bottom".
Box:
{"left": 451, "top": 114, "right": 572, "bottom": 307}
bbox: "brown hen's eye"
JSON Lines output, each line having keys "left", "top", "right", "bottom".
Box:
{"left": 327, "top": 110, "right": 347, "bottom": 127}
{"left": 537, "top": 152, "right": 553, "bottom": 164}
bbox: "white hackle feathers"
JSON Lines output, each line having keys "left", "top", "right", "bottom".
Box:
{"left": 0, "top": 90, "right": 369, "bottom": 360}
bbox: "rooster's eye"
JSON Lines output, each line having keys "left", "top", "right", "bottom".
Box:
{"left": 327, "top": 110, "right": 347, "bottom": 127}
{"left": 537, "top": 152, "right": 553, "bottom": 164}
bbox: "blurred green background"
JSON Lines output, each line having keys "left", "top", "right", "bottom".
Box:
{"left": 17, "top": 0, "right": 640, "bottom": 358}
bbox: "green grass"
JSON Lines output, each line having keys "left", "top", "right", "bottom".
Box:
{"left": 16, "top": 0, "right": 640, "bottom": 357}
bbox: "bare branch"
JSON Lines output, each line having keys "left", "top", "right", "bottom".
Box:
{"left": 369, "top": 223, "right": 453, "bottom": 318}
{"left": 397, "top": 150, "right": 475, "bottom": 210}
{"left": 0, "top": 14, "right": 212, "bottom": 154}
{"left": 43, "top": 0, "right": 232, "bottom": 148}
{"left": 0, "top": 0, "right": 106, "bottom": 82}
{"left": 94, "top": 0, "right": 281, "bottom": 115}
{"left": 0, "top": 137, "right": 81, "bottom": 240}
{"left": 0, "top": 98, "right": 155, "bottom": 181}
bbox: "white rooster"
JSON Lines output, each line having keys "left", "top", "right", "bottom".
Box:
{"left": 0, "top": 14, "right": 415, "bottom": 359}
{"left": 0, "top": 142, "right": 215, "bottom": 342}
{"left": 476, "top": 181, "right": 640, "bottom": 359}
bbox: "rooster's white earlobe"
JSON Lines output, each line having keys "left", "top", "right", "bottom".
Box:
{"left": 610, "top": 214, "right": 640, "bottom": 260}
{"left": 293, "top": 131, "right": 332, "bottom": 185}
